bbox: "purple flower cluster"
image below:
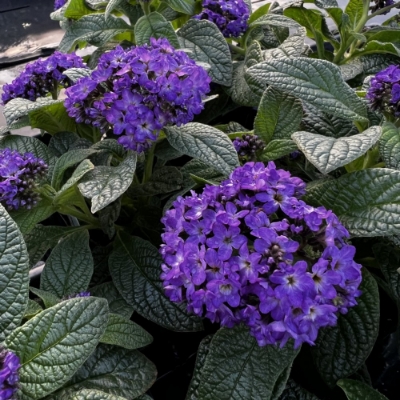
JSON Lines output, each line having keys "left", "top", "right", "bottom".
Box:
{"left": 233, "top": 134, "right": 265, "bottom": 160}
{"left": 367, "top": 64, "right": 400, "bottom": 117}
{"left": 54, "top": 0, "right": 68, "bottom": 10}
{"left": 0, "top": 348, "right": 20, "bottom": 400}
{"left": 0, "top": 149, "right": 48, "bottom": 211}
{"left": 1, "top": 52, "right": 86, "bottom": 105}
{"left": 65, "top": 38, "right": 211, "bottom": 152}
{"left": 160, "top": 162, "right": 362, "bottom": 348}
{"left": 193, "top": 0, "right": 250, "bottom": 38}
{"left": 67, "top": 291, "right": 90, "bottom": 299}
{"left": 370, "top": 0, "right": 395, "bottom": 13}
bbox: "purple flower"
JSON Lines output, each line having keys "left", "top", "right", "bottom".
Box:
{"left": 65, "top": 38, "right": 211, "bottom": 152}
{"left": 0, "top": 149, "right": 48, "bottom": 211}
{"left": 193, "top": 0, "right": 250, "bottom": 38}
{"left": 0, "top": 348, "right": 20, "bottom": 400}
{"left": 233, "top": 134, "right": 265, "bottom": 160}
{"left": 67, "top": 292, "right": 91, "bottom": 299}
{"left": 370, "top": 0, "right": 395, "bottom": 14}
{"left": 160, "top": 162, "right": 362, "bottom": 348}
{"left": 54, "top": 0, "right": 68, "bottom": 10}
{"left": 367, "top": 64, "right": 400, "bottom": 118}
{"left": 1, "top": 52, "right": 86, "bottom": 105}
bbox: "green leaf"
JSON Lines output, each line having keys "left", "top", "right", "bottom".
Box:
{"left": 109, "top": 232, "right": 203, "bottom": 331}
{"left": 196, "top": 325, "right": 299, "bottom": 399}
{"left": 345, "top": 0, "right": 364, "bottom": 28}
{"left": 78, "top": 152, "right": 137, "bottom": 213}
{"left": 63, "top": 68, "right": 92, "bottom": 83}
{"left": 227, "top": 41, "right": 262, "bottom": 107}
{"left": 340, "top": 59, "right": 364, "bottom": 81}
{"left": 165, "top": 0, "right": 195, "bottom": 14}
{"left": 59, "top": 14, "right": 133, "bottom": 52}
{"left": 304, "top": 168, "right": 400, "bottom": 236}
{"left": 292, "top": 126, "right": 382, "bottom": 174}
{"left": 379, "top": 122, "right": 400, "bottom": 169}
{"left": 301, "top": 103, "right": 358, "bottom": 138}
{"left": 40, "top": 230, "right": 93, "bottom": 298}
{"left": 246, "top": 57, "right": 368, "bottom": 121}
{"left": 360, "top": 53, "right": 400, "bottom": 75}
{"left": 178, "top": 19, "right": 232, "bottom": 86}
{"left": 29, "top": 287, "right": 60, "bottom": 309}
{"left": 250, "top": 13, "right": 302, "bottom": 30}
{"left": 49, "top": 132, "right": 81, "bottom": 156}
{"left": 105, "top": 0, "right": 125, "bottom": 19}
{"left": 338, "top": 379, "right": 388, "bottom": 400}
{"left": 29, "top": 102, "right": 77, "bottom": 135}
{"left": 135, "top": 12, "right": 180, "bottom": 48}
{"left": 254, "top": 86, "right": 302, "bottom": 142}
{"left": 63, "top": 389, "right": 125, "bottom": 400}
{"left": 90, "top": 282, "right": 133, "bottom": 319}
{"left": 51, "top": 149, "right": 96, "bottom": 191}
{"left": 58, "top": 344, "right": 157, "bottom": 398}
{"left": 279, "top": 379, "right": 320, "bottom": 399}
{"left": 164, "top": 123, "right": 239, "bottom": 175}
{"left": 3, "top": 98, "right": 58, "bottom": 127}
{"left": 24, "top": 300, "right": 43, "bottom": 319}
{"left": 100, "top": 313, "right": 153, "bottom": 349}
{"left": 98, "top": 199, "right": 121, "bottom": 239}
{"left": 311, "top": 269, "right": 379, "bottom": 387}
{"left": 64, "top": 0, "right": 96, "bottom": 19}
{"left": 24, "top": 225, "right": 80, "bottom": 268}
{"left": 314, "top": 0, "right": 339, "bottom": 8}
{"left": 0, "top": 205, "right": 29, "bottom": 340}
{"left": 5, "top": 297, "right": 109, "bottom": 400}
{"left": 0, "top": 134, "right": 52, "bottom": 164}
{"left": 10, "top": 197, "right": 56, "bottom": 235}
{"left": 350, "top": 40, "right": 400, "bottom": 59}
{"left": 263, "top": 32, "right": 310, "bottom": 60}
{"left": 260, "top": 139, "right": 298, "bottom": 161}
{"left": 117, "top": 2, "right": 143, "bottom": 25}
{"left": 249, "top": 3, "right": 271, "bottom": 24}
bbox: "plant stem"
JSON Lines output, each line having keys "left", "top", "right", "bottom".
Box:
{"left": 59, "top": 205, "right": 99, "bottom": 226}
{"left": 141, "top": 1, "right": 150, "bottom": 15}
{"left": 143, "top": 143, "right": 155, "bottom": 183}
{"left": 228, "top": 42, "right": 246, "bottom": 56}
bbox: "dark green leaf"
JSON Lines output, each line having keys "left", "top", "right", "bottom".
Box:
{"left": 48, "top": 132, "right": 81, "bottom": 156}
{"left": 164, "top": 123, "right": 239, "bottom": 175}
{"left": 105, "top": 0, "right": 125, "bottom": 19}
{"left": 109, "top": 233, "right": 203, "bottom": 331}
{"left": 311, "top": 269, "right": 379, "bottom": 387}
{"left": 254, "top": 86, "right": 302, "bottom": 142}
{"left": 40, "top": 230, "right": 93, "bottom": 298}
{"left": 260, "top": 139, "right": 298, "bottom": 161}
{"left": 350, "top": 40, "right": 400, "bottom": 59}
{"left": 379, "top": 122, "right": 400, "bottom": 169}
{"left": 29, "top": 287, "right": 60, "bottom": 309}
{"left": 246, "top": 57, "right": 368, "bottom": 121}
{"left": 24, "top": 300, "right": 43, "bottom": 319}
{"left": 337, "top": 379, "right": 388, "bottom": 399}
{"left": 291, "top": 126, "right": 382, "bottom": 174}
{"left": 63, "top": 68, "right": 92, "bottom": 83}
{"left": 165, "top": 0, "right": 195, "bottom": 14}
{"left": 360, "top": 53, "right": 400, "bottom": 75}
{"left": 0, "top": 205, "right": 29, "bottom": 340}
{"left": 5, "top": 298, "right": 109, "bottom": 399}
{"left": 98, "top": 199, "right": 121, "bottom": 239}
{"left": 63, "top": 389, "right": 125, "bottom": 400}
{"left": 178, "top": 19, "right": 232, "bottom": 86}
{"left": 100, "top": 313, "right": 153, "bottom": 349}
{"left": 279, "top": 379, "right": 320, "bottom": 399}
{"left": 345, "top": 0, "right": 364, "bottom": 29}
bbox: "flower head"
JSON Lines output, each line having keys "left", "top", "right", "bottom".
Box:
{"left": 233, "top": 134, "right": 265, "bottom": 160}
{"left": 0, "top": 348, "right": 20, "bottom": 400}
{"left": 54, "top": 0, "right": 68, "bottom": 10}
{"left": 369, "top": 0, "right": 396, "bottom": 14}
{"left": 67, "top": 291, "right": 91, "bottom": 299}
{"left": 65, "top": 38, "right": 211, "bottom": 152}
{"left": 0, "top": 149, "right": 48, "bottom": 211}
{"left": 367, "top": 64, "right": 400, "bottom": 118}
{"left": 193, "top": 0, "right": 250, "bottom": 38}
{"left": 160, "top": 162, "right": 362, "bottom": 347}
{"left": 1, "top": 52, "right": 86, "bottom": 105}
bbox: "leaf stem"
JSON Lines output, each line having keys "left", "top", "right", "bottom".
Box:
{"left": 228, "top": 42, "right": 246, "bottom": 56}
{"left": 59, "top": 205, "right": 99, "bottom": 226}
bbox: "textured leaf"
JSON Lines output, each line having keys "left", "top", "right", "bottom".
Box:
{"left": 64, "top": 389, "right": 125, "bottom": 400}
{"left": 24, "top": 300, "right": 43, "bottom": 319}
{"left": 135, "top": 12, "right": 180, "bottom": 48}
{"left": 0, "top": 134, "right": 52, "bottom": 164}
{"left": 0, "top": 205, "right": 29, "bottom": 340}
{"left": 345, "top": 0, "right": 364, "bottom": 28}
{"left": 311, "top": 270, "right": 379, "bottom": 387}
{"left": 100, "top": 313, "right": 153, "bottom": 349}
{"left": 379, "top": 122, "right": 400, "bottom": 170}
{"left": 260, "top": 139, "right": 298, "bottom": 161}
{"left": 279, "top": 379, "right": 320, "bottom": 399}
{"left": 24, "top": 225, "right": 80, "bottom": 268}
{"left": 29, "top": 102, "right": 76, "bottom": 135}
{"left": 5, "top": 297, "right": 109, "bottom": 400}
{"left": 59, "top": 14, "right": 133, "bottom": 52}
{"left": 164, "top": 123, "right": 239, "bottom": 175}
{"left": 292, "top": 126, "right": 382, "bottom": 174}
{"left": 254, "top": 87, "right": 302, "bottom": 142}
{"left": 59, "top": 344, "right": 157, "bottom": 398}
{"left": 250, "top": 13, "right": 302, "bottom": 29}
{"left": 29, "top": 287, "right": 60, "bottom": 309}
{"left": 227, "top": 41, "right": 262, "bottom": 107}
{"left": 63, "top": 68, "right": 92, "bottom": 83}
{"left": 105, "top": 0, "right": 125, "bottom": 19}
{"left": 117, "top": 2, "right": 143, "bottom": 25}
{"left": 246, "top": 57, "right": 368, "bottom": 121}
{"left": 263, "top": 33, "right": 309, "bottom": 60}
{"left": 90, "top": 282, "right": 133, "bottom": 319}
{"left": 49, "top": 132, "right": 81, "bottom": 156}
{"left": 78, "top": 152, "right": 137, "bottom": 213}
{"left": 337, "top": 379, "right": 388, "bottom": 400}
{"left": 340, "top": 60, "right": 364, "bottom": 81}
{"left": 178, "top": 19, "right": 232, "bottom": 86}
{"left": 360, "top": 53, "right": 400, "bottom": 75}
{"left": 248, "top": 3, "right": 271, "bottom": 24}
{"left": 165, "top": 0, "right": 195, "bottom": 14}
{"left": 155, "top": 138, "right": 183, "bottom": 161}
{"left": 351, "top": 40, "right": 400, "bottom": 58}
{"left": 40, "top": 230, "right": 93, "bottom": 298}
{"left": 3, "top": 98, "right": 58, "bottom": 127}
{"left": 196, "top": 325, "right": 299, "bottom": 399}
{"left": 98, "top": 199, "right": 121, "bottom": 239}
{"left": 304, "top": 168, "right": 400, "bottom": 236}
{"left": 64, "top": 0, "right": 95, "bottom": 19}
{"left": 109, "top": 232, "right": 203, "bottom": 331}
{"left": 301, "top": 103, "right": 358, "bottom": 138}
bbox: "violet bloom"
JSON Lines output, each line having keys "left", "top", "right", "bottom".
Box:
{"left": 233, "top": 134, "right": 265, "bottom": 160}
{"left": 1, "top": 52, "right": 86, "bottom": 105}
{"left": 0, "top": 149, "right": 48, "bottom": 211}
{"left": 160, "top": 162, "right": 362, "bottom": 348}
{"left": 193, "top": 0, "right": 250, "bottom": 38}
{"left": 54, "top": 0, "right": 68, "bottom": 10}
{"left": 0, "top": 348, "right": 20, "bottom": 400}
{"left": 65, "top": 38, "right": 211, "bottom": 152}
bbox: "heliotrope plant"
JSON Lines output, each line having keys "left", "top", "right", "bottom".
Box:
{"left": 0, "top": 0, "right": 399, "bottom": 398}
